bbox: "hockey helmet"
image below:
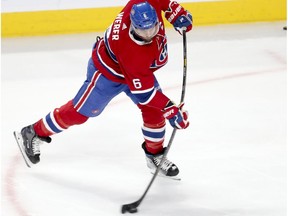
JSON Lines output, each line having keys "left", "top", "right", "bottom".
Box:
{"left": 130, "top": 2, "right": 159, "bottom": 41}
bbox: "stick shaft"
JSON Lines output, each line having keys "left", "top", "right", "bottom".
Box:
{"left": 180, "top": 30, "right": 187, "bottom": 103}
{"left": 122, "top": 30, "right": 188, "bottom": 211}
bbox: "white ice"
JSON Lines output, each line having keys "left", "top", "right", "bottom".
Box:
{"left": 1, "top": 22, "right": 287, "bottom": 216}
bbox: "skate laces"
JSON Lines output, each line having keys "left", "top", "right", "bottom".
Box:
{"left": 31, "top": 137, "right": 42, "bottom": 155}
{"left": 153, "top": 156, "right": 174, "bottom": 172}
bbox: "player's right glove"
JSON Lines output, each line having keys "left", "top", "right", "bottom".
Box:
{"left": 163, "top": 101, "right": 189, "bottom": 129}
{"left": 165, "top": 1, "right": 193, "bottom": 34}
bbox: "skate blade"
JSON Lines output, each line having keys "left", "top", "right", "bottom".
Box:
{"left": 150, "top": 171, "right": 181, "bottom": 181}
{"left": 13, "top": 131, "right": 32, "bottom": 168}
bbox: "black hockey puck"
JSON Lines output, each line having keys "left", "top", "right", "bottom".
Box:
{"left": 121, "top": 205, "right": 138, "bottom": 214}
{"left": 283, "top": 26, "right": 287, "bottom": 30}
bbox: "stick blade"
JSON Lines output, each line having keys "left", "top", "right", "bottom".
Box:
{"left": 121, "top": 200, "right": 140, "bottom": 214}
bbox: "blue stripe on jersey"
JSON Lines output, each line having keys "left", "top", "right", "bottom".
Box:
{"left": 96, "top": 40, "right": 124, "bottom": 79}
{"left": 104, "top": 30, "right": 118, "bottom": 63}
{"left": 45, "top": 113, "right": 62, "bottom": 133}
{"left": 131, "top": 80, "right": 161, "bottom": 105}
{"left": 135, "top": 88, "right": 156, "bottom": 105}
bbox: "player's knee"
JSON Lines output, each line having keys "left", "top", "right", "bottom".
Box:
{"left": 57, "top": 100, "right": 89, "bottom": 126}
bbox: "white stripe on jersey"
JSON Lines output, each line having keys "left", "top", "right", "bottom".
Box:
{"left": 75, "top": 72, "right": 101, "bottom": 112}
{"left": 138, "top": 88, "right": 157, "bottom": 105}
{"left": 131, "top": 86, "right": 154, "bottom": 94}
{"left": 97, "top": 40, "right": 124, "bottom": 78}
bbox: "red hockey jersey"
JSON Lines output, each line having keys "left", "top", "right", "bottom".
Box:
{"left": 92, "top": 0, "right": 173, "bottom": 110}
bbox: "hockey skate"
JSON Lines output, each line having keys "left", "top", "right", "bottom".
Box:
{"left": 142, "top": 142, "right": 181, "bottom": 180}
{"left": 13, "top": 125, "right": 51, "bottom": 168}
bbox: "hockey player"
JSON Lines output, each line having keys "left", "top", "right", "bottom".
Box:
{"left": 14, "top": 0, "right": 193, "bottom": 177}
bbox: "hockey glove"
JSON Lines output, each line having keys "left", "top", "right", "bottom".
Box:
{"left": 163, "top": 101, "right": 189, "bottom": 129}
{"left": 165, "top": 1, "right": 193, "bottom": 34}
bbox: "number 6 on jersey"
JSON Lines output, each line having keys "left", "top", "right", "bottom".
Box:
{"left": 133, "top": 78, "right": 142, "bottom": 89}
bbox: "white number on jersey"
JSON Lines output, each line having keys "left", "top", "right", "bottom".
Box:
{"left": 133, "top": 79, "right": 142, "bottom": 89}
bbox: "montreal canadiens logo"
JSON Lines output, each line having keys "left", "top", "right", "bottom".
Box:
{"left": 151, "top": 36, "right": 168, "bottom": 68}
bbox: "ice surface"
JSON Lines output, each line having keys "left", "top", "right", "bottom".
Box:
{"left": 1, "top": 22, "right": 286, "bottom": 216}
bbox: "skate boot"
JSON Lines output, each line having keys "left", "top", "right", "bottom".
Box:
{"left": 13, "top": 125, "right": 51, "bottom": 167}
{"left": 142, "top": 142, "right": 180, "bottom": 179}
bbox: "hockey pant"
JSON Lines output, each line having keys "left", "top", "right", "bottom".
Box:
{"left": 34, "top": 58, "right": 166, "bottom": 153}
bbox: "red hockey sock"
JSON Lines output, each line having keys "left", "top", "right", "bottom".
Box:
{"left": 144, "top": 139, "right": 164, "bottom": 155}
{"left": 138, "top": 104, "right": 166, "bottom": 155}
{"left": 34, "top": 100, "right": 88, "bottom": 137}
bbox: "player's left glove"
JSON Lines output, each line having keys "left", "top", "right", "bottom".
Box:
{"left": 165, "top": 1, "right": 193, "bottom": 35}
{"left": 163, "top": 101, "right": 189, "bottom": 129}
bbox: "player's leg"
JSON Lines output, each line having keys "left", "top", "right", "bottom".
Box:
{"left": 14, "top": 100, "right": 89, "bottom": 167}
{"left": 33, "top": 69, "right": 123, "bottom": 137}
{"left": 15, "top": 58, "right": 125, "bottom": 166}
{"left": 124, "top": 78, "right": 179, "bottom": 177}
{"left": 138, "top": 105, "right": 179, "bottom": 177}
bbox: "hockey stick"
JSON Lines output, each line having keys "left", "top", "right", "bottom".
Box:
{"left": 121, "top": 30, "right": 188, "bottom": 214}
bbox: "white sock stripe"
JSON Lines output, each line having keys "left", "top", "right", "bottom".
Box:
{"left": 142, "top": 125, "right": 166, "bottom": 133}
{"left": 42, "top": 117, "right": 55, "bottom": 134}
{"left": 143, "top": 136, "right": 164, "bottom": 143}
{"left": 49, "top": 112, "right": 66, "bottom": 131}
{"left": 142, "top": 125, "right": 166, "bottom": 142}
